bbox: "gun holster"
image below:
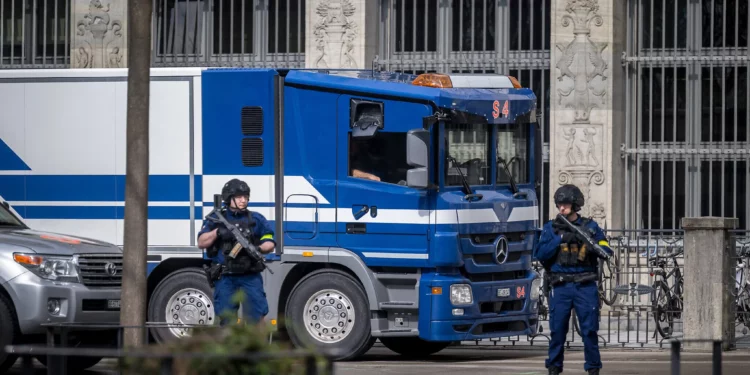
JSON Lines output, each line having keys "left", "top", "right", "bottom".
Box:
{"left": 202, "top": 263, "right": 224, "bottom": 288}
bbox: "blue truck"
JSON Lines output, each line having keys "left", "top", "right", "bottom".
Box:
{"left": 0, "top": 67, "right": 542, "bottom": 360}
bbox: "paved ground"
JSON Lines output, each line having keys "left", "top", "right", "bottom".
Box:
{"left": 8, "top": 343, "right": 750, "bottom": 374}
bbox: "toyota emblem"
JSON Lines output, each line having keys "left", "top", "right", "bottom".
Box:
{"left": 495, "top": 237, "right": 509, "bottom": 264}
{"left": 104, "top": 262, "right": 118, "bottom": 276}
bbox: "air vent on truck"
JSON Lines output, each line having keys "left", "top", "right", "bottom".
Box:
{"left": 241, "top": 106, "right": 263, "bottom": 135}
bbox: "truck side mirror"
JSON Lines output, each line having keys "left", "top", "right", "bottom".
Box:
{"left": 406, "top": 129, "right": 430, "bottom": 188}
{"left": 350, "top": 99, "right": 384, "bottom": 139}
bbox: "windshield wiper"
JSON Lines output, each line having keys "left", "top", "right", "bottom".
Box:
{"left": 447, "top": 155, "right": 482, "bottom": 201}
{"left": 497, "top": 156, "right": 520, "bottom": 195}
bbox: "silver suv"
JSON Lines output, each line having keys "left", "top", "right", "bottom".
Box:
{"left": 0, "top": 200, "right": 123, "bottom": 372}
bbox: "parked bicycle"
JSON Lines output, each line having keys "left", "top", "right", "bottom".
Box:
{"left": 649, "top": 244, "right": 684, "bottom": 339}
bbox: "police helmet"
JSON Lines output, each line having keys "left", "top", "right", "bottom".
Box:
{"left": 554, "top": 184, "right": 585, "bottom": 212}
{"left": 221, "top": 178, "right": 251, "bottom": 203}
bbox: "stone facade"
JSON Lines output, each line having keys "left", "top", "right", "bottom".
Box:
{"left": 71, "top": 0, "right": 127, "bottom": 69}
{"left": 305, "top": 0, "right": 378, "bottom": 69}
{"left": 549, "top": 0, "right": 626, "bottom": 227}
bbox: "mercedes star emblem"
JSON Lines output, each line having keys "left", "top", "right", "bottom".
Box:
{"left": 496, "top": 237, "right": 509, "bottom": 264}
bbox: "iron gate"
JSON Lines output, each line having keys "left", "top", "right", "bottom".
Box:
{"left": 621, "top": 0, "right": 749, "bottom": 231}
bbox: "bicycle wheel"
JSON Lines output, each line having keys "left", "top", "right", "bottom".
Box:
{"left": 598, "top": 255, "right": 621, "bottom": 307}
{"left": 652, "top": 280, "right": 676, "bottom": 339}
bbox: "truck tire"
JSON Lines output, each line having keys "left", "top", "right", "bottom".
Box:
{"left": 379, "top": 337, "right": 450, "bottom": 358}
{"left": 285, "top": 270, "right": 372, "bottom": 361}
{"left": 0, "top": 295, "right": 18, "bottom": 373}
{"left": 148, "top": 268, "right": 215, "bottom": 343}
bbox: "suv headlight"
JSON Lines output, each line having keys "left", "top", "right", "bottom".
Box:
{"left": 531, "top": 277, "right": 541, "bottom": 300}
{"left": 13, "top": 253, "right": 80, "bottom": 283}
{"left": 450, "top": 284, "right": 473, "bottom": 305}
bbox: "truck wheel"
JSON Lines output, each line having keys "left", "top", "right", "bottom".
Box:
{"left": 148, "top": 268, "right": 215, "bottom": 343}
{"left": 379, "top": 337, "right": 450, "bottom": 357}
{"left": 0, "top": 295, "right": 18, "bottom": 373}
{"left": 285, "top": 270, "right": 372, "bottom": 361}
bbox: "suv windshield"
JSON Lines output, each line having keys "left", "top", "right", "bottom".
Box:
{"left": 0, "top": 203, "right": 24, "bottom": 227}
{"left": 496, "top": 123, "right": 529, "bottom": 185}
{"left": 444, "top": 123, "right": 491, "bottom": 186}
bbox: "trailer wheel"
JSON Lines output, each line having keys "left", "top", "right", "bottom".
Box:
{"left": 148, "top": 268, "right": 215, "bottom": 343}
{"left": 379, "top": 337, "right": 450, "bottom": 357}
{"left": 285, "top": 270, "right": 372, "bottom": 361}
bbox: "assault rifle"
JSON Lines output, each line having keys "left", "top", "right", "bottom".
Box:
{"left": 556, "top": 213, "right": 611, "bottom": 260}
{"left": 205, "top": 194, "right": 273, "bottom": 274}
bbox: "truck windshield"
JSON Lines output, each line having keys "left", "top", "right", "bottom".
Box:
{"left": 496, "top": 123, "right": 530, "bottom": 185}
{"left": 445, "top": 123, "right": 491, "bottom": 186}
{"left": 0, "top": 203, "right": 24, "bottom": 227}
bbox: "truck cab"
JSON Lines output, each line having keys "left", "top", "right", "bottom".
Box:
{"left": 198, "top": 68, "right": 542, "bottom": 359}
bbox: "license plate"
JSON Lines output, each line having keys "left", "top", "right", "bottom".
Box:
{"left": 496, "top": 288, "right": 510, "bottom": 297}
{"left": 107, "top": 299, "right": 120, "bottom": 309}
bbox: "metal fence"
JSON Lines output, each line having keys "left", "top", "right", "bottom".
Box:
{"left": 464, "top": 229, "right": 750, "bottom": 350}
{"left": 621, "top": 0, "right": 750, "bottom": 231}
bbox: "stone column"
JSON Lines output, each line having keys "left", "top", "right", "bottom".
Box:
{"left": 549, "top": 0, "right": 626, "bottom": 228}
{"left": 681, "top": 217, "right": 738, "bottom": 352}
{"left": 305, "top": 0, "right": 379, "bottom": 69}
{"left": 70, "top": 0, "right": 128, "bottom": 68}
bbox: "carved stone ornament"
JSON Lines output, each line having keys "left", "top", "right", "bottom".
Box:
{"left": 312, "top": 0, "right": 359, "bottom": 68}
{"left": 74, "top": 0, "right": 124, "bottom": 68}
{"left": 554, "top": 0, "right": 609, "bottom": 220}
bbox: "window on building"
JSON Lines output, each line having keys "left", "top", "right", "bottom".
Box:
{"left": 349, "top": 133, "right": 409, "bottom": 186}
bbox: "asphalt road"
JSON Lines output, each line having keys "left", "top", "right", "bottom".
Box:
{"left": 8, "top": 343, "right": 750, "bottom": 374}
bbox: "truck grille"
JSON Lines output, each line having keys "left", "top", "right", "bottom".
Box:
{"left": 77, "top": 254, "right": 123, "bottom": 288}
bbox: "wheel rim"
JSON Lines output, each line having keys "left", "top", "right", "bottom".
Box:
{"left": 302, "top": 289, "right": 355, "bottom": 344}
{"left": 165, "top": 288, "right": 215, "bottom": 338}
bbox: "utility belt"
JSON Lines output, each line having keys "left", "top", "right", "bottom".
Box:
{"left": 548, "top": 271, "right": 598, "bottom": 287}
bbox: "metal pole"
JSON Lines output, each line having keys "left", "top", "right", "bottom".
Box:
{"left": 274, "top": 73, "right": 285, "bottom": 254}
{"left": 671, "top": 340, "right": 681, "bottom": 375}
{"left": 713, "top": 340, "right": 722, "bottom": 375}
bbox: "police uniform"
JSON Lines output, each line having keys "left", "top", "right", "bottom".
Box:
{"left": 533, "top": 184, "right": 613, "bottom": 375}
{"left": 197, "top": 179, "right": 275, "bottom": 324}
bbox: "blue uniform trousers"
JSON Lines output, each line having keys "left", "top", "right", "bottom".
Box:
{"left": 213, "top": 272, "right": 269, "bottom": 324}
{"left": 545, "top": 280, "right": 602, "bottom": 372}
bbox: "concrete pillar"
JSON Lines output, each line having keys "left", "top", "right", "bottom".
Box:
{"left": 305, "top": 0, "right": 379, "bottom": 69}
{"left": 70, "top": 0, "right": 128, "bottom": 68}
{"left": 681, "top": 217, "right": 738, "bottom": 351}
{"left": 549, "top": 0, "right": 626, "bottom": 227}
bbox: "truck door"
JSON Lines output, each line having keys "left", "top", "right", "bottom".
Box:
{"left": 335, "top": 95, "right": 432, "bottom": 267}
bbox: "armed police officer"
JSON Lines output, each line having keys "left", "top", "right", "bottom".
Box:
{"left": 534, "top": 184, "right": 613, "bottom": 375}
{"left": 197, "top": 178, "right": 276, "bottom": 325}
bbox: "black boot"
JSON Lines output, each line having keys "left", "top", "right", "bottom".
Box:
{"left": 588, "top": 369, "right": 600, "bottom": 375}
{"left": 548, "top": 366, "right": 561, "bottom": 375}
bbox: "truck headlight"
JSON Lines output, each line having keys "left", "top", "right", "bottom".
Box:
{"left": 531, "top": 277, "right": 541, "bottom": 300}
{"left": 13, "top": 253, "right": 80, "bottom": 283}
{"left": 450, "top": 284, "right": 473, "bottom": 305}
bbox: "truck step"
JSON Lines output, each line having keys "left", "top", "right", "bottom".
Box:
{"left": 379, "top": 301, "right": 416, "bottom": 309}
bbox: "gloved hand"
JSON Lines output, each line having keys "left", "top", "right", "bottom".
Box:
{"left": 560, "top": 232, "right": 576, "bottom": 243}
{"left": 216, "top": 225, "right": 234, "bottom": 241}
